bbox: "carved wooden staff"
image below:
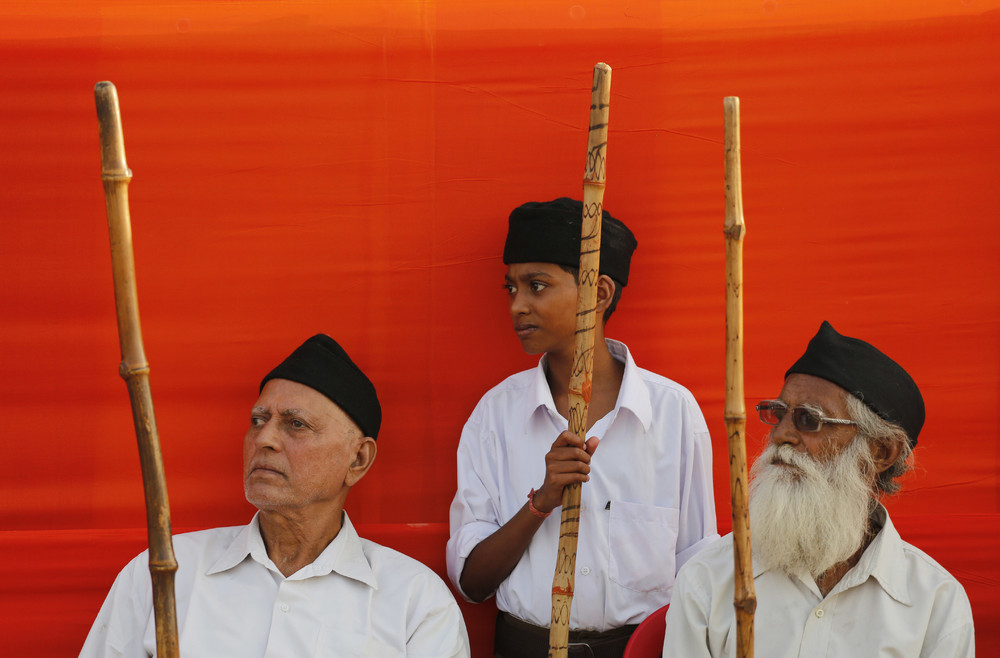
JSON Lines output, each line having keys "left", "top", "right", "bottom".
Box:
{"left": 548, "top": 62, "right": 611, "bottom": 658}
{"left": 724, "top": 96, "right": 755, "bottom": 658}
{"left": 95, "top": 81, "right": 180, "bottom": 658}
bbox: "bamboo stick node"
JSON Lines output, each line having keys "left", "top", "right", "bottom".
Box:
{"left": 120, "top": 363, "right": 151, "bottom": 378}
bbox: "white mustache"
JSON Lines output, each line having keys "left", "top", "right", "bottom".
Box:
{"left": 765, "top": 443, "right": 815, "bottom": 468}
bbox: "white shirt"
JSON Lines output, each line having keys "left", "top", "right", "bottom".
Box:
{"left": 81, "top": 512, "right": 470, "bottom": 657}
{"left": 447, "top": 339, "right": 718, "bottom": 631}
{"left": 663, "top": 505, "right": 975, "bottom": 658}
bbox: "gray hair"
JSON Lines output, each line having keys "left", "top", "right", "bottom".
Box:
{"left": 845, "top": 394, "right": 913, "bottom": 495}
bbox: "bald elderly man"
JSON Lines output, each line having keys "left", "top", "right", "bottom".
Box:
{"left": 664, "top": 321, "right": 974, "bottom": 657}
{"left": 82, "top": 334, "right": 470, "bottom": 657}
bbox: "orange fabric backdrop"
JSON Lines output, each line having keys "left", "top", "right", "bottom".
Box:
{"left": 1, "top": 1, "right": 998, "bottom": 655}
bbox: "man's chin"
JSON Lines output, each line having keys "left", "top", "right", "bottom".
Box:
{"left": 245, "top": 485, "right": 288, "bottom": 511}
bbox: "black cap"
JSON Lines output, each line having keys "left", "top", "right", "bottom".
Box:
{"left": 260, "top": 334, "right": 382, "bottom": 439}
{"left": 786, "top": 321, "right": 924, "bottom": 447}
{"left": 502, "top": 197, "right": 638, "bottom": 287}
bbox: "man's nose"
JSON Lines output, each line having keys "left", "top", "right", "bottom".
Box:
{"left": 251, "top": 421, "right": 281, "bottom": 450}
{"left": 769, "top": 413, "right": 801, "bottom": 449}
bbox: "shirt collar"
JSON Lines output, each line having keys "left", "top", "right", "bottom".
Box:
{"left": 525, "top": 339, "right": 652, "bottom": 434}
{"left": 207, "top": 511, "right": 378, "bottom": 589}
{"left": 609, "top": 340, "right": 653, "bottom": 432}
{"left": 206, "top": 513, "right": 260, "bottom": 575}
{"left": 750, "top": 503, "right": 912, "bottom": 606}
{"left": 838, "top": 504, "right": 911, "bottom": 605}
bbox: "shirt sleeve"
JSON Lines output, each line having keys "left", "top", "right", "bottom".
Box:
{"left": 79, "top": 553, "right": 154, "bottom": 658}
{"left": 403, "top": 576, "right": 472, "bottom": 658}
{"left": 925, "top": 622, "right": 975, "bottom": 658}
{"left": 924, "top": 582, "right": 975, "bottom": 658}
{"left": 662, "top": 562, "right": 714, "bottom": 658}
{"left": 674, "top": 394, "right": 719, "bottom": 572}
{"left": 445, "top": 411, "right": 504, "bottom": 601}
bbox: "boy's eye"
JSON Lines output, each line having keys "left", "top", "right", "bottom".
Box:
{"left": 530, "top": 281, "right": 547, "bottom": 292}
{"left": 502, "top": 283, "right": 516, "bottom": 295}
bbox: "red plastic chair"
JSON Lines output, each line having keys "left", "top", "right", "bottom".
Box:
{"left": 623, "top": 604, "right": 669, "bottom": 658}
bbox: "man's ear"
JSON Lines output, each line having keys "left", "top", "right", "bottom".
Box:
{"left": 594, "top": 274, "right": 616, "bottom": 315}
{"left": 345, "top": 437, "right": 377, "bottom": 487}
{"left": 871, "top": 438, "right": 903, "bottom": 474}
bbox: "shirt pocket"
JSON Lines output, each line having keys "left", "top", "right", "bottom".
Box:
{"left": 608, "top": 500, "right": 679, "bottom": 593}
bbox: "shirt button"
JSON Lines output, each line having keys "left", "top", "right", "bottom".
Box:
{"left": 280, "top": 603, "right": 290, "bottom": 613}
{"left": 815, "top": 609, "right": 824, "bottom": 618}
{"left": 581, "top": 567, "right": 591, "bottom": 576}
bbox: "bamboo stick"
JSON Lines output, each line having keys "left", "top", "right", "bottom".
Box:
{"left": 94, "top": 81, "right": 180, "bottom": 658}
{"left": 724, "top": 96, "right": 755, "bottom": 658}
{"left": 548, "top": 62, "right": 611, "bottom": 658}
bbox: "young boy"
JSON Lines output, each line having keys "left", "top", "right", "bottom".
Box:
{"left": 446, "top": 197, "right": 718, "bottom": 657}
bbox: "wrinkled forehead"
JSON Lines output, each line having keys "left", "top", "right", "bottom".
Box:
{"left": 255, "top": 378, "right": 361, "bottom": 435}
{"left": 778, "top": 373, "right": 851, "bottom": 412}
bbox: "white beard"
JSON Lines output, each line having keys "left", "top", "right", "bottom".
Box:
{"left": 748, "top": 438, "right": 876, "bottom": 578}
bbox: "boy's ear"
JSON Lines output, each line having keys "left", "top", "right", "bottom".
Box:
{"left": 594, "top": 274, "right": 616, "bottom": 314}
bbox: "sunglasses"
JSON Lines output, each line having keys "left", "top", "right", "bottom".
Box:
{"left": 755, "top": 399, "right": 857, "bottom": 433}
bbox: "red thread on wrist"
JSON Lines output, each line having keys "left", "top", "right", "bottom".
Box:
{"left": 527, "top": 488, "right": 552, "bottom": 519}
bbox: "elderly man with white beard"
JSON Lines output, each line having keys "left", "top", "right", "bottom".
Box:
{"left": 663, "top": 321, "right": 974, "bottom": 658}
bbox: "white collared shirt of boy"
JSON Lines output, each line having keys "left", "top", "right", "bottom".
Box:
{"left": 447, "top": 339, "right": 718, "bottom": 631}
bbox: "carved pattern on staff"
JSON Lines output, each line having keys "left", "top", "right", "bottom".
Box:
{"left": 548, "top": 62, "right": 611, "bottom": 658}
